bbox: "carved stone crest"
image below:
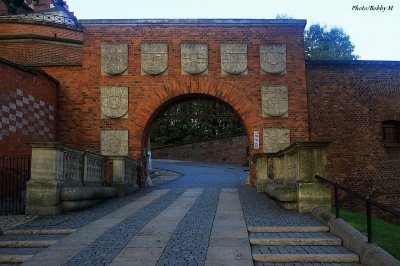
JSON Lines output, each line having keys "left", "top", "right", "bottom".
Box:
{"left": 260, "top": 44, "right": 286, "bottom": 74}
{"left": 101, "top": 130, "right": 129, "bottom": 156}
{"left": 221, "top": 43, "right": 247, "bottom": 75}
{"left": 141, "top": 43, "right": 168, "bottom": 75}
{"left": 101, "top": 87, "right": 128, "bottom": 119}
{"left": 181, "top": 43, "right": 208, "bottom": 75}
{"left": 262, "top": 86, "right": 288, "bottom": 117}
{"left": 101, "top": 44, "right": 128, "bottom": 75}
{"left": 263, "top": 128, "right": 290, "bottom": 153}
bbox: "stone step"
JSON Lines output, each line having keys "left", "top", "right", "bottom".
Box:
{"left": 248, "top": 226, "right": 329, "bottom": 233}
{"left": 253, "top": 253, "right": 360, "bottom": 263}
{"left": 2, "top": 229, "right": 76, "bottom": 235}
{"left": 252, "top": 245, "right": 359, "bottom": 263}
{"left": 250, "top": 237, "right": 342, "bottom": 246}
{"left": 0, "top": 240, "right": 57, "bottom": 248}
{"left": 249, "top": 232, "right": 342, "bottom": 246}
{"left": 0, "top": 254, "right": 33, "bottom": 264}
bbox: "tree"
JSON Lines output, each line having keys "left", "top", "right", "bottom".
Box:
{"left": 304, "top": 23, "right": 359, "bottom": 60}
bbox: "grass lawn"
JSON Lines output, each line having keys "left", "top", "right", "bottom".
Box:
{"left": 333, "top": 208, "right": 400, "bottom": 260}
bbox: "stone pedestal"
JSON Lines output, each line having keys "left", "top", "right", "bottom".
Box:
{"left": 110, "top": 156, "right": 141, "bottom": 197}
{"left": 26, "top": 143, "right": 66, "bottom": 216}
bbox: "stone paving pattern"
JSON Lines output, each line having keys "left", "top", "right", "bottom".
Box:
{"left": 0, "top": 160, "right": 362, "bottom": 265}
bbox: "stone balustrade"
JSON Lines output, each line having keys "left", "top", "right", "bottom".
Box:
{"left": 254, "top": 142, "right": 331, "bottom": 213}
{"left": 26, "top": 142, "right": 140, "bottom": 216}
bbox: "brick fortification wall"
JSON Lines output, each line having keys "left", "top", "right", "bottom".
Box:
{"left": 0, "top": 59, "right": 58, "bottom": 155}
{"left": 152, "top": 135, "right": 249, "bottom": 165}
{"left": 307, "top": 61, "right": 400, "bottom": 211}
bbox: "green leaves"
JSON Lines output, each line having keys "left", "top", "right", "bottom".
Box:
{"left": 304, "top": 23, "right": 359, "bottom": 60}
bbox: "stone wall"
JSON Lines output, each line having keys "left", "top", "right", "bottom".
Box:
{"left": 0, "top": 59, "right": 58, "bottom": 155}
{"left": 152, "top": 135, "right": 249, "bottom": 165}
{"left": 307, "top": 60, "right": 400, "bottom": 211}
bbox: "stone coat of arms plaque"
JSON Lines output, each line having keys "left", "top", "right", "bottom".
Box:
{"left": 181, "top": 43, "right": 208, "bottom": 75}
{"left": 101, "top": 44, "right": 128, "bottom": 75}
{"left": 101, "top": 87, "right": 128, "bottom": 119}
{"left": 262, "top": 86, "right": 288, "bottom": 117}
{"left": 263, "top": 128, "right": 290, "bottom": 153}
{"left": 221, "top": 43, "right": 247, "bottom": 75}
{"left": 260, "top": 44, "right": 286, "bottom": 74}
{"left": 141, "top": 43, "right": 168, "bottom": 75}
{"left": 101, "top": 130, "right": 129, "bottom": 156}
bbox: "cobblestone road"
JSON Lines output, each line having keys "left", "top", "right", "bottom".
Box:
{"left": 0, "top": 160, "right": 361, "bottom": 266}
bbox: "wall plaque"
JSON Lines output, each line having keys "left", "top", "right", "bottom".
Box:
{"left": 101, "top": 87, "right": 128, "bottom": 119}
{"left": 260, "top": 44, "right": 286, "bottom": 74}
{"left": 254, "top": 131, "right": 260, "bottom": 150}
{"left": 101, "top": 130, "right": 129, "bottom": 156}
{"left": 262, "top": 86, "right": 288, "bottom": 117}
{"left": 263, "top": 128, "right": 290, "bottom": 153}
{"left": 141, "top": 43, "right": 168, "bottom": 75}
{"left": 181, "top": 43, "right": 208, "bottom": 74}
{"left": 221, "top": 43, "right": 247, "bottom": 75}
{"left": 101, "top": 44, "right": 128, "bottom": 75}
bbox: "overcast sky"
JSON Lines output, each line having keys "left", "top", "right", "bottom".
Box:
{"left": 67, "top": 0, "right": 400, "bottom": 60}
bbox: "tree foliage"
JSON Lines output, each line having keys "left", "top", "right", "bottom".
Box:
{"left": 150, "top": 99, "right": 246, "bottom": 147}
{"left": 304, "top": 24, "right": 359, "bottom": 60}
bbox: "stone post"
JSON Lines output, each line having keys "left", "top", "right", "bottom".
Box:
{"left": 294, "top": 142, "right": 330, "bottom": 212}
{"left": 110, "top": 156, "right": 140, "bottom": 197}
{"left": 26, "top": 143, "right": 66, "bottom": 216}
{"left": 254, "top": 155, "right": 268, "bottom": 192}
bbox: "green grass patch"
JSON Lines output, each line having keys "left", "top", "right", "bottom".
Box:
{"left": 332, "top": 208, "right": 400, "bottom": 260}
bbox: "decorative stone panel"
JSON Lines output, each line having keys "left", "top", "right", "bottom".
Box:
{"left": 101, "top": 130, "right": 129, "bottom": 156}
{"left": 260, "top": 44, "right": 286, "bottom": 74}
{"left": 0, "top": 88, "right": 55, "bottom": 141}
{"left": 261, "top": 86, "right": 288, "bottom": 117}
{"left": 101, "top": 87, "right": 128, "bottom": 119}
{"left": 101, "top": 44, "right": 128, "bottom": 75}
{"left": 141, "top": 43, "right": 168, "bottom": 75}
{"left": 181, "top": 43, "right": 208, "bottom": 75}
{"left": 221, "top": 43, "right": 247, "bottom": 75}
{"left": 263, "top": 128, "right": 290, "bottom": 153}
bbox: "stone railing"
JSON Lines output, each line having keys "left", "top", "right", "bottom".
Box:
{"left": 253, "top": 142, "right": 331, "bottom": 213}
{"left": 26, "top": 143, "right": 139, "bottom": 216}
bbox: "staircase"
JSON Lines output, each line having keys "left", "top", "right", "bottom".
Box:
{"left": 0, "top": 229, "right": 75, "bottom": 264}
{"left": 248, "top": 226, "right": 362, "bottom": 265}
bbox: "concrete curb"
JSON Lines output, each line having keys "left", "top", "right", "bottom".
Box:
{"left": 311, "top": 207, "right": 400, "bottom": 266}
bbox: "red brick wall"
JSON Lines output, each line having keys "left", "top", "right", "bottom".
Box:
{"left": 68, "top": 20, "right": 310, "bottom": 185}
{"left": 0, "top": 59, "right": 58, "bottom": 155}
{"left": 307, "top": 61, "right": 400, "bottom": 211}
{"left": 0, "top": 23, "right": 83, "bottom": 41}
{"left": 0, "top": 22, "right": 83, "bottom": 66}
{"left": 152, "top": 135, "right": 249, "bottom": 165}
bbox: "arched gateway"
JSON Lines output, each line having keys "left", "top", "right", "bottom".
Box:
{"left": 76, "top": 19, "right": 310, "bottom": 186}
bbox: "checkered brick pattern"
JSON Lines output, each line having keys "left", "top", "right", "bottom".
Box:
{"left": 0, "top": 88, "right": 55, "bottom": 141}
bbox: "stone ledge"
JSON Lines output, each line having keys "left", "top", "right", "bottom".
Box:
{"left": 264, "top": 183, "right": 297, "bottom": 202}
{"left": 311, "top": 207, "right": 400, "bottom": 266}
{"left": 61, "top": 186, "right": 117, "bottom": 201}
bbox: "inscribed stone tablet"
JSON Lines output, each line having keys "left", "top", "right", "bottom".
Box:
{"left": 101, "top": 87, "right": 128, "bottom": 119}
{"left": 221, "top": 43, "right": 247, "bottom": 75}
{"left": 141, "top": 43, "right": 168, "bottom": 75}
{"left": 101, "top": 44, "right": 128, "bottom": 75}
{"left": 263, "top": 128, "right": 290, "bottom": 153}
{"left": 101, "top": 130, "right": 129, "bottom": 156}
